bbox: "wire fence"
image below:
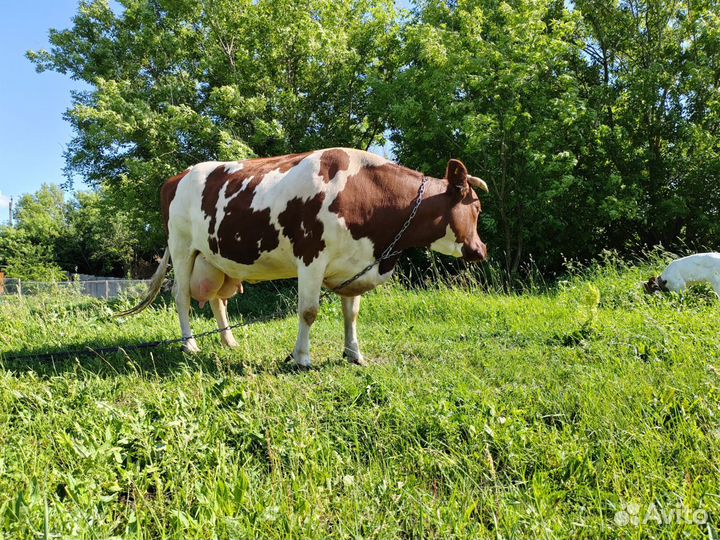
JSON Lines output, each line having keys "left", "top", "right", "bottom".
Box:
{"left": 0, "top": 278, "right": 150, "bottom": 299}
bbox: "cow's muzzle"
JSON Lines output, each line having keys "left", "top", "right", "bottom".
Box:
{"left": 462, "top": 240, "right": 487, "bottom": 262}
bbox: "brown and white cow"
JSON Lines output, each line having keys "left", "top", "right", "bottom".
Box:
{"left": 120, "top": 148, "right": 488, "bottom": 367}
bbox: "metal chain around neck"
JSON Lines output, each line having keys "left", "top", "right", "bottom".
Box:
{"left": 330, "top": 175, "right": 429, "bottom": 294}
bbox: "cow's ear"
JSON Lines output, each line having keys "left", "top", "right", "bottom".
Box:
{"left": 445, "top": 159, "right": 469, "bottom": 197}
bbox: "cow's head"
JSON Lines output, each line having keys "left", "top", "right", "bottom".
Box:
{"left": 429, "top": 159, "right": 488, "bottom": 262}
{"left": 644, "top": 275, "right": 668, "bottom": 294}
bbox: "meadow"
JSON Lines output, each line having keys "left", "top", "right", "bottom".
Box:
{"left": 0, "top": 255, "right": 718, "bottom": 539}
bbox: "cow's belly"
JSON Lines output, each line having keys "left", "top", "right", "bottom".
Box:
{"left": 322, "top": 271, "right": 393, "bottom": 296}
{"left": 321, "top": 242, "right": 395, "bottom": 294}
{"left": 194, "top": 231, "right": 392, "bottom": 293}
{"left": 199, "top": 240, "right": 300, "bottom": 282}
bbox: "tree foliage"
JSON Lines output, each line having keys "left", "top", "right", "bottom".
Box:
{"left": 0, "top": 185, "right": 68, "bottom": 280}
{"left": 0, "top": 227, "right": 66, "bottom": 282}
{"left": 0, "top": 184, "right": 140, "bottom": 279}
{"left": 60, "top": 191, "right": 141, "bottom": 276}
{"left": 386, "top": 0, "right": 720, "bottom": 274}
{"left": 386, "top": 0, "right": 594, "bottom": 274}
{"left": 575, "top": 0, "right": 720, "bottom": 248}
{"left": 29, "top": 0, "right": 400, "bottom": 254}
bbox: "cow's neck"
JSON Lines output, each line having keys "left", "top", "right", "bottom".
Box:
{"left": 400, "top": 178, "right": 454, "bottom": 247}
{"left": 377, "top": 177, "right": 452, "bottom": 273}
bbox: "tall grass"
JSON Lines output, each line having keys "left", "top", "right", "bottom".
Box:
{"left": 0, "top": 253, "right": 718, "bottom": 539}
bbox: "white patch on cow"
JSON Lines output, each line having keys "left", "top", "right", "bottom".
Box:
{"left": 224, "top": 163, "right": 244, "bottom": 174}
{"left": 430, "top": 225, "right": 463, "bottom": 257}
{"left": 247, "top": 154, "right": 320, "bottom": 213}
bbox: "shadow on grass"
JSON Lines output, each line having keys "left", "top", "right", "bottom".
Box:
{"left": 0, "top": 281, "right": 311, "bottom": 378}
{"left": 0, "top": 343, "right": 353, "bottom": 379}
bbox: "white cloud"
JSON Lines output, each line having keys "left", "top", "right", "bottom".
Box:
{"left": 0, "top": 192, "right": 9, "bottom": 211}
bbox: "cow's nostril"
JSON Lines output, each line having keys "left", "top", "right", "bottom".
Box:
{"left": 461, "top": 241, "right": 487, "bottom": 262}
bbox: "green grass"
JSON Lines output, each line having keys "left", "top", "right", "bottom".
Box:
{"left": 1, "top": 257, "right": 719, "bottom": 539}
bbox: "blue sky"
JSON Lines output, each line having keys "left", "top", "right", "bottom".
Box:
{"left": 0, "top": 0, "right": 413, "bottom": 224}
{"left": 0, "top": 1, "right": 89, "bottom": 220}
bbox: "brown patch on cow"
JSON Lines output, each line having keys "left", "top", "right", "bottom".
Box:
{"left": 329, "top": 162, "right": 450, "bottom": 274}
{"left": 329, "top": 157, "right": 487, "bottom": 277}
{"left": 160, "top": 168, "right": 190, "bottom": 235}
{"left": 449, "top": 190, "right": 486, "bottom": 261}
{"left": 302, "top": 306, "right": 318, "bottom": 326}
{"left": 200, "top": 152, "right": 312, "bottom": 264}
{"left": 443, "top": 159, "right": 487, "bottom": 260}
{"left": 213, "top": 172, "right": 279, "bottom": 264}
{"left": 277, "top": 192, "right": 326, "bottom": 266}
{"left": 200, "top": 166, "right": 229, "bottom": 253}
{"left": 318, "top": 149, "right": 350, "bottom": 183}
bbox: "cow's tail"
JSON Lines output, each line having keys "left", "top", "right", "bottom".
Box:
{"left": 115, "top": 247, "right": 171, "bottom": 318}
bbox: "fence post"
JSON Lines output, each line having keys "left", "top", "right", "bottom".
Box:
{"left": 105, "top": 280, "right": 109, "bottom": 300}
{"left": 17, "top": 278, "right": 22, "bottom": 298}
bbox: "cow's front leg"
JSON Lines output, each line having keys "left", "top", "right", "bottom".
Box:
{"left": 341, "top": 295, "right": 366, "bottom": 365}
{"left": 292, "top": 264, "right": 325, "bottom": 367}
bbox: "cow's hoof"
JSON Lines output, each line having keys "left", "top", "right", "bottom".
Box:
{"left": 343, "top": 350, "right": 367, "bottom": 366}
{"left": 182, "top": 339, "right": 201, "bottom": 354}
{"left": 221, "top": 337, "right": 240, "bottom": 348}
{"left": 289, "top": 352, "right": 312, "bottom": 369}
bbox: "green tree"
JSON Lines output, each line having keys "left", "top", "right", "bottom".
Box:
{"left": 14, "top": 184, "right": 67, "bottom": 242}
{"left": 0, "top": 184, "right": 68, "bottom": 281}
{"left": 386, "top": 0, "right": 601, "bottom": 275}
{"left": 28, "top": 0, "right": 401, "bottom": 253}
{"left": 0, "top": 227, "right": 66, "bottom": 281}
{"left": 387, "top": 0, "right": 720, "bottom": 275}
{"left": 575, "top": 0, "right": 720, "bottom": 248}
{"left": 60, "top": 190, "right": 141, "bottom": 276}
{"left": 0, "top": 184, "right": 141, "bottom": 279}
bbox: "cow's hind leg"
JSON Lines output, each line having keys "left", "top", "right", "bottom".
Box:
{"left": 210, "top": 298, "right": 239, "bottom": 348}
{"left": 216, "top": 276, "right": 243, "bottom": 347}
{"left": 191, "top": 254, "right": 241, "bottom": 347}
{"left": 292, "top": 263, "right": 326, "bottom": 367}
{"left": 170, "top": 246, "right": 200, "bottom": 353}
{"left": 341, "top": 295, "right": 366, "bottom": 365}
